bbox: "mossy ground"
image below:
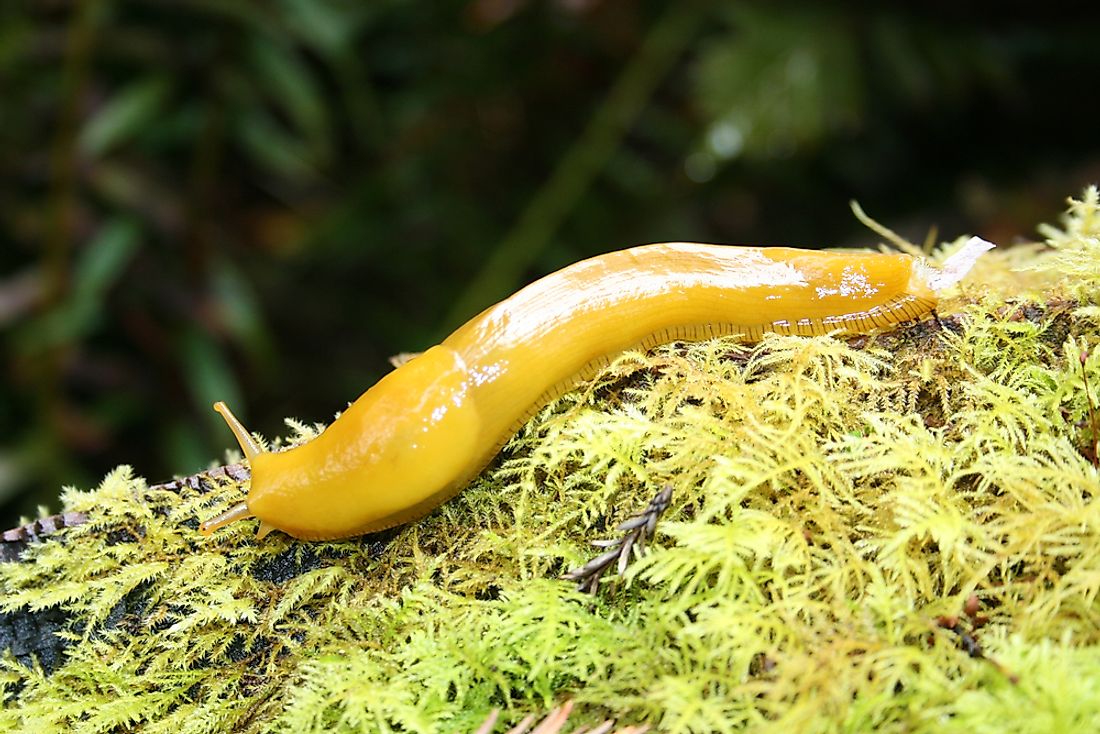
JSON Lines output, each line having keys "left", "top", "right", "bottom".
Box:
{"left": 2, "top": 191, "right": 1099, "bottom": 733}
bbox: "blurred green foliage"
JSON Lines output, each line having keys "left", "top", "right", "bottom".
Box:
{"left": 1, "top": 0, "right": 1099, "bottom": 525}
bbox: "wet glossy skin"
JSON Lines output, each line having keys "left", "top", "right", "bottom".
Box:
{"left": 202, "top": 242, "right": 937, "bottom": 540}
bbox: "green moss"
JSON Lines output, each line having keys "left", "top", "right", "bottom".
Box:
{"left": 2, "top": 190, "right": 1100, "bottom": 733}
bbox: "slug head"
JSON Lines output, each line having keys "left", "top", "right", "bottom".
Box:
{"left": 201, "top": 346, "right": 482, "bottom": 540}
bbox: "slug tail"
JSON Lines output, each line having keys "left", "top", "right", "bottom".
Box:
{"left": 199, "top": 502, "right": 253, "bottom": 536}
{"left": 922, "top": 236, "right": 997, "bottom": 292}
{"left": 213, "top": 401, "right": 263, "bottom": 460}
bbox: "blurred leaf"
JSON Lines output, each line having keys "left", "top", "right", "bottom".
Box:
{"left": 236, "top": 106, "right": 318, "bottom": 179}
{"left": 16, "top": 309, "right": 86, "bottom": 356}
{"left": 13, "top": 219, "right": 140, "bottom": 351}
{"left": 0, "top": 270, "right": 41, "bottom": 329}
{"left": 164, "top": 418, "right": 213, "bottom": 476}
{"left": 178, "top": 328, "right": 244, "bottom": 438}
{"left": 247, "top": 37, "right": 331, "bottom": 163}
{"left": 277, "top": 0, "right": 359, "bottom": 54}
{"left": 693, "top": 7, "right": 863, "bottom": 160}
{"left": 0, "top": 452, "right": 26, "bottom": 507}
{"left": 184, "top": 0, "right": 281, "bottom": 34}
{"left": 71, "top": 218, "right": 142, "bottom": 302}
{"left": 211, "top": 257, "right": 275, "bottom": 368}
{"left": 868, "top": 17, "right": 937, "bottom": 103}
{"left": 80, "top": 77, "right": 171, "bottom": 156}
{"left": 0, "top": 18, "right": 31, "bottom": 75}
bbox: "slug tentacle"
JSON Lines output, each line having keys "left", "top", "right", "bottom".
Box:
{"left": 201, "top": 402, "right": 263, "bottom": 535}
{"left": 213, "top": 401, "right": 263, "bottom": 460}
{"left": 199, "top": 502, "right": 252, "bottom": 536}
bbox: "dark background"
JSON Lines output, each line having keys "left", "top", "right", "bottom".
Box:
{"left": 3, "top": 0, "right": 1099, "bottom": 527}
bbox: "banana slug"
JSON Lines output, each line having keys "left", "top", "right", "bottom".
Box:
{"left": 200, "top": 238, "right": 993, "bottom": 541}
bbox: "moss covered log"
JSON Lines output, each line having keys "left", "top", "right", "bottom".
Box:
{"left": 2, "top": 191, "right": 1099, "bottom": 733}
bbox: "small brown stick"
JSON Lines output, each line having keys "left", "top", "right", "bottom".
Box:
{"left": 934, "top": 594, "right": 1017, "bottom": 684}
{"left": 473, "top": 699, "right": 648, "bottom": 734}
{"left": 563, "top": 484, "right": 673, "bottom": 594}
{"left": 0, "top": 463, "right": 250, "bottom": 562}
{"left": 0, "top": 511, "right": 90, "bottom": 563}
{"left": 1077, "top": 340, "right": 1099, "bottom": 469}
{"left": 1, "top": 512, "right": 89, "bottom": 544}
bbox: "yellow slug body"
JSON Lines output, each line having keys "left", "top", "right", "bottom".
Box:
{"left": 201, "top": 241, "right": 986, "bottom": 541}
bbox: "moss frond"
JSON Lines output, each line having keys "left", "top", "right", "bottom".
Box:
{"left": 1027, "top": 185, "right": 1100, "bottom": 302}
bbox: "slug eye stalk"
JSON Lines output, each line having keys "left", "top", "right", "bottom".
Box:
{"left": 201, "top": 401, "right": 277, "bottom": 538}
{"left": 213, "top": 401, "right": 263, "bottom": 460}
